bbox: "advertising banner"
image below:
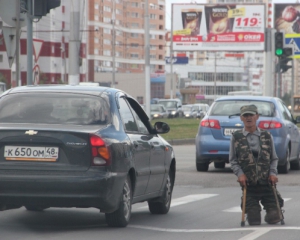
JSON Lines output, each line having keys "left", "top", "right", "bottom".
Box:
{"left": 165, "top": 57, "right": 189, "bottom": 64}
{"left": 172, "top": 4, "right": 265, "bottom": 51}
{"left": 274, "top": 4, "right": 300, "bottom": 58}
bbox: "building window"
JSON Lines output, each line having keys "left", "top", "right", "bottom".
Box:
{"left": 104, "top": 28, "right": 111, "bottom": 34}
{"left": 104, "top": 17, "right": 111, "bottom": 23}
{"left": 104, "top": 50, "right": 111, "bottom": 56}
{"left": 104, "top": 39, "right": 111, "bottom": 45}
{"left": 131, "top": 12, "right": 139, "bottom": 18}
{"left": 131, "top": 33, "right": 139, "bottom": 38}
{"left": 150, "top": 14, "right": 156, "bottom": 19}
{"left": 95, "top": 4, "right": 99, "bottom": 9}
{"left": 130, "top": 54, "right": 139, "bottom": 59}
{"left": 104, "top": 6, "right": 111, "bottom": 12}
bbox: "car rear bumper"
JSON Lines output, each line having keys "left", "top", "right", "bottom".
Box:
{"left": 0, "top": 169, "right": 127, "bottom": 213}
{"left": 196, "top": 135, "right": 230, "bottom": 163}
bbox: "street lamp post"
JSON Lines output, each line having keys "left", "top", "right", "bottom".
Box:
{"left": 144, "top": 0, "right": 151, "bottom": 118}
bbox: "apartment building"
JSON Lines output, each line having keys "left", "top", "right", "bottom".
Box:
{"left": 0, "top": 0, "right": 166, "bottom": 100}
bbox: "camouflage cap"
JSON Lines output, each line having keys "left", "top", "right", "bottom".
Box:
{"left": 240, "top": 104, "right": 258, "bottom": 116}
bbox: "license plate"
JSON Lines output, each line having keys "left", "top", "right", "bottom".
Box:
{"left": 4, "top": 146, "right": 59, "bottom": 162}
{"left": 224, "top": 128, "right": 240, "bottom": 136}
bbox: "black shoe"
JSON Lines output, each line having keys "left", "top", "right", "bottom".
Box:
{"left": 265, "top": 209, "right": 281, "bottom": 224}
{"left": 247, "top": 209, "right": 261, "bottom": 225}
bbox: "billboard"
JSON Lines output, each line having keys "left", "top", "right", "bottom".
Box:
{"left": 172, "top": 4, "right": 265, "bottom": 51}
{"left": 274, "top": 4, "right": 300, "bottom": 58}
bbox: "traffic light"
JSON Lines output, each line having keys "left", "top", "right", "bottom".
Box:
{"left": 276, "top": 47, "right": 293, "bottom": 73}
{"left": 33, "top": 0, "right": 61, "bottom": 17}
{"left": 275, "top": 32, "right": 284, "bottom": 56}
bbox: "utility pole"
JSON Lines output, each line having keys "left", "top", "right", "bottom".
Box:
{"left": 27, "top": 0, "right": 33, "bottom": 85}
{"left": 15, "top": 0, "right": 21, "bottom": 86}
{"left": 68, "top": 0, "right": 80, "bottom": 85}
{"left": 170, "top": 4, "right": 174, "bottom": 99}
{"left": 144, "top": 0, "right": 150, "bottom": 118}
{"left": 264, "top": 28, "right": 275, "bottom": 97}
{"left": 112, "top": 1, "right": 115, "bottom": 88}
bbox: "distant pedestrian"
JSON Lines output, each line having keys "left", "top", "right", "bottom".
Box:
{"left": 229, "top": 104, "right": 284, "bottom": 225}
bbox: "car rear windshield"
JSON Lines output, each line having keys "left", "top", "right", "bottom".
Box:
{"left": 0, "top": 93, "right": 111, "bottom": 125}
{"left": 210, "top": 100, "right": 275, "bottom": 117}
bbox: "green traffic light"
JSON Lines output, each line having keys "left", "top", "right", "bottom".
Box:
{"left": 276, "top": 48, "right": 283, "bottom": 56}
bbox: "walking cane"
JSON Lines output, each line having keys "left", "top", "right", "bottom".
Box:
{"left": 271, "top": 184, "right": 285, "bottom": 225}
{"left": 241, "top": 186, "right": 247, "bottom": 227}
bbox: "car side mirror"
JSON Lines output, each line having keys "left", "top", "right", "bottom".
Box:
{"left": 153, "top": 121, "right": 170, "bottom": 134}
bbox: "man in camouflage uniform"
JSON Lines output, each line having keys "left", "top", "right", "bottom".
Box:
{"left": 229, "top": 104, "right": 284, "bottom": 225}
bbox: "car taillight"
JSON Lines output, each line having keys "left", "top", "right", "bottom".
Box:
{"left": 200, "top": 119, "right": 221, "bottom": 129}
{"left": 90, "top": 134, "right": 111, "bottom": 166}
{"left": 258, "top": 121, "right": 282, "bottom": 129}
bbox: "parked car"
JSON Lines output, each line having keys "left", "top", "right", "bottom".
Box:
{"left": 196, "top": 96, "right": 300, "bottom": 174}
{"left": 151, "top": 104, "right": 169, "bottom": 119}
{"left": 182, "top": 104, "right": 198, "bottom": 118}
{"left": 0, "top": 85, "right": 176, "bottom": 227}
{"left": 193, "top": 103, "right": 210, "bottom": 119}
{"left": 158, "top": 99, "right": 183, "bottom": 118}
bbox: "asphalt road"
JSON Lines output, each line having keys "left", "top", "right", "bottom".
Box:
{"left": 1, "top": 144, "right": 300, "bottom": 240}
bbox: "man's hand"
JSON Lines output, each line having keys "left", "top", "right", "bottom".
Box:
{"left": 269, "top": 175, "right": 278, "bottom": 185}
{"left": 238, "top": 174, "right": 248, "bottom": 187}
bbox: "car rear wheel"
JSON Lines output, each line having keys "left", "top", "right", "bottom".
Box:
{"left": 278, "top": 148, "right": 290, "bottom": 174}
{"left": 105, "top": 176, "right": 132, "bottom": 227}
{"left": 148, "top": 173, "right": 173, "bottom": 214}
{"left": 290, "top": 152, "right": 300, "bottom": 170}
{"left": 214, "top": 162, "right": 225, "bottom": 169}
{"left": 196, "top": 162, "right": 209, "bottom": 172}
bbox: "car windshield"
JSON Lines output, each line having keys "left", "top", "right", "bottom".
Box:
{"left": 182, "top": 105, "right": 192, "bottom": 111}
{"left": 159, "top": 101, "right": 177, "bottom": 108}
{"left": 151, "top": 105, "right": 161, "bottom": 111}
{"left": 0, "top": 93, "right": 111, "bottom": 125}
{"left": 210, "top": 100, "right": 275, "bottom": 117}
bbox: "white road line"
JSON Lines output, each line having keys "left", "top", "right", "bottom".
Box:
{"left": 137, "top": 194, "right": 218, "bottom": 209}
{"left": 129, "top": 225, "right": 300, "bottom": 233}
{"left": 238, "top": 229, "right": 271, "bottom": 240}
{"left": 223, "top": 198, "right": 291, "bottom": 212}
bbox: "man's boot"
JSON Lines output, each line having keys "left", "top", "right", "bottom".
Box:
{"left": 247, "top": 209, "right": 261, "bottom": 225}
{"left": 265, "top": 209, "right": 281, "bottom": 224}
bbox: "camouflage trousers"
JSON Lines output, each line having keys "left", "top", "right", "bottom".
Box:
{"left": 240, "top": 184, "right": 284, "bottom": 212}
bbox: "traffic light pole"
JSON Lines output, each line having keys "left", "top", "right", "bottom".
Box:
{"left": 264, "top": 28, "right": 275, "bottom": 97}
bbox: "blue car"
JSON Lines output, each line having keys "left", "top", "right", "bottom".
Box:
{"left": 195, "top": 96, "right": 300, "bottom": 174}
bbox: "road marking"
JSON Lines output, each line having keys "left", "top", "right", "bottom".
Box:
{"left": 137, "top": 194, "right": 218, "bottom": 209}
{"left": 238, "top": 229, "right": 271, "bottom": 240}
{"left": 223, "top": 198, "right": 291, "bottom": 212}
{"left": 129, "top": 225, "right": 300, "bottom": 233}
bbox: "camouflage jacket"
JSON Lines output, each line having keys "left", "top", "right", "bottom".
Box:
{"left": 232, "top": 130, "right": 272, "bottom": 186}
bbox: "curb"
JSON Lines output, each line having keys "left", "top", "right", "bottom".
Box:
{"left": 167, "top": 138, "right": 195, "bottom": 145}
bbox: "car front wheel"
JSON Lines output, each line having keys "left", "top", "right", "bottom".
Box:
{"left": 148, "top": 173, "right": 173, "bottom": 214}
{"left": 105, "top": 175, "right": 132, "bottom": 227}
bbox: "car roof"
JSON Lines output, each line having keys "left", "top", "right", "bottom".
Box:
{"left": 3, "top": 85, "right": 118, "bottom": 96}
{"left": 215, "top": 96, "right": 279, "bottom": 102}
{"left": 158, "top": 98, "right": 181, "bottom": 102}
